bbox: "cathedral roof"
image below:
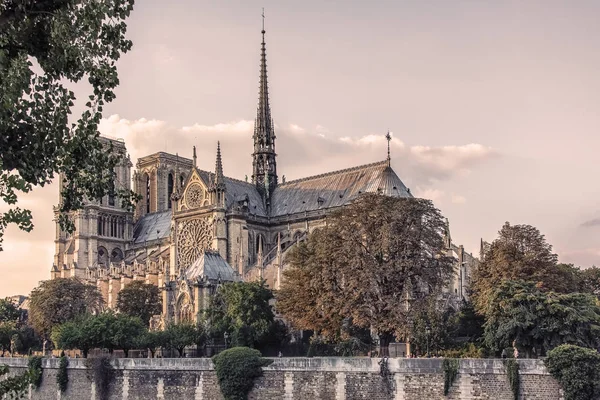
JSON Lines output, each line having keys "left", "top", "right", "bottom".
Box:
{"left": 133, "top": 210, "right": 171, "bottom": 244}
{"left": 185, "top": 250, "right": 237, "bottom": 282}
{"left": 269, "top": 160, "right": 412, "bottom": 216}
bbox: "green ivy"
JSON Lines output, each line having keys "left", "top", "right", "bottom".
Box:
{"left": 503, "top": 359, "right": 519, "bottom": 400}
{"left": 0, "top": 365, "right": 29, "bottom": 399}
{"left": 85, "top": 356, "right": 114, "bottom": 400}
{"left": 545, "top": 344, "right": 600, "bottom": 400}
{"left": 442, "top": 358, "right": 459, "bottom": 396}
{"left": 27, "top": 356, "right": 43, "bottom": 389}
{"left": 57, "top": 356, "right": 69, "bottom": 393}
{"left": 212, "top": 347, "right": 273, "bottom": 400}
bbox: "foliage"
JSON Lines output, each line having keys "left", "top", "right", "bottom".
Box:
{"left": 545, "top": 345, "right": 600, "bottom": 400}
{"left": 442, "top": 358, "right": 459, "bottom": 396}
{"left": 0, "top": 298, "right": 20, "bottom": 322}
{"left": 212, "top": 347, "right": 273, "bottom": 400}
{"left": 29, "top": 278, "right": 104, "bottom": 338}
{"left": 14, "top": 325, "right": 42, "bottom": 354}
{"left": 204, "top": 281, "right": 283, "bottom": 350}
{"left": 447, "top": 300, "right": 485, "bottom": 342}
{"left": 136, "top": 330, "right": 165, "bottom": 358}
{"left": 483, "top": 280, "right": 600, "bottom": 356}
{"left": 581, "top": 266, "right": 600, "bottom": 298}
{"left": 57, "top": 356, "right": 69, "bottom": 393}
{"left": 116, "top": 281, "right": 162, "bottom": 326}
{"left": 503, "top": 359, "right": 520, "bottom": 400}
{"left": 163, "top": 323, "right": 198, "bottom": 357}
{"left": 85, "top": 356, "right": 114, "bottom": 400}
{"left": 52, "top": 312, "right": 147, "bottom": 357}
{"left": 0, "top": 365, "right": 29, "bottom": 399}
{"left": 28, "top": 356, "right": 43, "bottom": 389}
{"left": 471, "top": 223, "right": 576, "bottom": 314}
{"left": 0, "top": 321, "right": 15, "bottom": 355}
{"left": 440, "top": 343, "right": 486, "bottom": 359}
{"left": 409, "top": 298, "right": 453, "bottom": 355}
{"left": 277, "top": 194, "right": 454, "bottom": 352}
{"left": 0, "top": 0, "right": 138, "bottom": 250}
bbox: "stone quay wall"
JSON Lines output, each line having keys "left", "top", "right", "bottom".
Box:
{"left": 0, "top": 357, "right": 563, "bottom": 400}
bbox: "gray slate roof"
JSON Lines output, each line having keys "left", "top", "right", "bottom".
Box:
{"left": 133, "top": 210, "right": 171, "bottom": 244}
{"left": 185, "top": 250, "right": 237, "bottom": 282}
{"left": 270, "top": 160, "right": 412, "bottom": 216}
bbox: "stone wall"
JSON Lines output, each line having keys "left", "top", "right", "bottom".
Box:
{"left": 0, "top": 357, "right": 563, "bottom": 400}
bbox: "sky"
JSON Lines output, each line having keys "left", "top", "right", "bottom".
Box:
{"left": 1, "top": 0, "right": 600, "bottom": 297}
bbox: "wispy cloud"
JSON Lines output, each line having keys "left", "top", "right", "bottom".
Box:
{"left": 581, "top": 218, "right": 600, "bottom": 228}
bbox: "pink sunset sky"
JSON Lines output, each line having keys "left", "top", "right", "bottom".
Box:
{"left": 1, "top": 0, "right": 599, "bottom": 296}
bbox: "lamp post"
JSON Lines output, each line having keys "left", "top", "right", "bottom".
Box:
{"left": 425, "top": 325, "right": 431, "bottom": 358}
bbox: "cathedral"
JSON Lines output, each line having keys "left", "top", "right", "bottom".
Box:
{"left": 51, "top": 26, "right": 477, "bottom": 326}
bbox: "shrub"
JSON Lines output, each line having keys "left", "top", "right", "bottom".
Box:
{"left": 57, "top": 356, "right": 69, "bottom": 392}
{"left": 545, "top": 344, "right": 600, "bottom": 400}
{"left": 85, "top": 356, "right": 114, "bottom": 400}
{"left": 28, "top": 356, "right": 43, "bottom": 389}
{"left": 212, "top": 347, "right": 273, "bottom": 400}
{"left": 504, "top": 359, "right": 519, "bottom": 400}
{"left": 442, "top": 358, "right": 459, "bottom": 396}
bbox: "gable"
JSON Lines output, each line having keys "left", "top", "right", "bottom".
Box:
{"left": 180, "top": 168, "right": 210, "bottom": 211}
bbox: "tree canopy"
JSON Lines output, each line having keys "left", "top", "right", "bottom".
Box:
{"left": 29, "top": 278, "right": 104, "bottom": 338}
{"left": 116, "top": 281, "right": 162, "bottom": 326}
{"left": 483, "top": 280, "right": 600, "bottom": 357}
{"left": 0, "top": 0, "right": 137, "bottom": 249}
{"left": 0, "top": 298, "right": 20, "bottom": 322}
{"left": 277, "top": 194, "right": 454, "bottom": 352}
{"left": 471, "top": 223, "right": 578, "bottom": 313}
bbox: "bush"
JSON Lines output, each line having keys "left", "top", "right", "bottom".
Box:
{"left": 442, "top": 358, "right": 459, "bottom": 396}
{"left": 545, "top": 344, "right": 600, "bottom": 400}
{"left": 57, "top": 356, "right": 69, "bottom": 392}
{"left": 85, "top": 356, "right": 114, "bottom": 400}
{"left": 28, "top": 356, "right": 43, "bottom": 388}
{"left": 212, "top": 347, "right": 273, "bottom": 400}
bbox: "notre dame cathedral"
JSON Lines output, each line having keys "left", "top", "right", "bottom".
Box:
{"left": 51, "top": 26, "right": 477, "bottom": 327}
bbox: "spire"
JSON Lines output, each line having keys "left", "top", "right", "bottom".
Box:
{"left": 385, "top": 131, "right": 392, "bottom": 167}
{"left": 252, "top": 9, "right": 278, "bottom": 201}
{"left": 193, "top": 146, "right": 197, "bottom": 167}
{"left": 215, "top": 141, "right": 224, "bottom": 187}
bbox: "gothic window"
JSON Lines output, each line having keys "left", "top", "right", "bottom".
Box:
{"left": 111, "top": 248, "right": 123, "bottom": 263}
{"left": 145, "top": 174, "right": 150, "bottom": 214}
{"left": 98, "top": 247, "right": 109, "bottom": 267}
{"left": 168, "top": 173, "right": 174, "bottom": 209}
{"left": 176, "top": 218, "right": 213, "bottom": 269}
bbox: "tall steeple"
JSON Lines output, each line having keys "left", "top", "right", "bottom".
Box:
{"left": 252, "top": 10, "right": 278, "bottom": 202}
{"left": 211, "top": 142, "right": 226, "bottom": 207}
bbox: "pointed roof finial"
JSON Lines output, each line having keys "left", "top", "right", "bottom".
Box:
{"left": 385, "top": 131, "right": 392, "bottom": 167}
{"left": 193, "top": 145, "right": 197, "bottom": 167}
{"left": 215, "top": 141, "right": 224, "bottom": 185}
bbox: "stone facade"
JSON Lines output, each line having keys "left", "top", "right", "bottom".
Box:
{"left": 0, "top": 357, "right": 563, "bottom": 400}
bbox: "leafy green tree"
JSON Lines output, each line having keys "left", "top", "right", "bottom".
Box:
{"left": 409, "top": 298, "right": 453, "bottom": 355}
{"left": 484, "top": 280, "right": 600, "bottom": 357}
{"left": 29, "top": 278, "right": 104, "bottom": 338}
{"left": 0, "top": 0, "right": 138, "bottom": 250}
{"left": 277, "top": 194, "right": 454, "bottom": 355}
{"left": 580, "top": 266, "right": 600, "bottom": 298}
{"left": 116, "top": 281, "right": 162, "bottom": 326}
{"left": 14, "top": 325, "right": 42, "bottom": 354}
{"left": 471, "top": 223, "right": 577, "bottom": 314}
{"left": 136, "top": 330, "right": 165, "bottom": 358}
{"left": 0, "top": 322, "right": 15, "bottom": 355}
{"left": 163, "top": 323, "right": 197, "bottom": 357}
{"left": 447, "top": 300, "right": 485, "bottom": 343}
{"left": 0, "top": 298, "right": 20, "bottom": 322}
{"left": 205, "top": 281, "right": 281, "bottom": 349}
{"left": 110, "top": 314, "right": 146, "bottom": 357}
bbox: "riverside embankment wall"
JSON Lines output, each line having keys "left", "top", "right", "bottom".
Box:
{"left": 0, "top": 357, "right": 563, "bottom": 399}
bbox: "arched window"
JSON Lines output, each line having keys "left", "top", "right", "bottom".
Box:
{"left": 98, "top": 247, "right": 109, "bottom": 266}
{"left": 145, "top": 174, "right": 151, "bottom": 214}
{"left": 98, "top": 216, "right": 103, "bottom": 236}
{"left": 110, "top": 248, "right": 123, "bottom": 263}
{"left": 179, "top": 174, "right": 185, "bottom": 188}
{"left": 168, "top": 173, "right": 174, "bottom": 209}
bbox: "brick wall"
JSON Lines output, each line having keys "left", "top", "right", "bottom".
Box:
{"left": 0, "top": 357, "right": 563, "bottom": 400}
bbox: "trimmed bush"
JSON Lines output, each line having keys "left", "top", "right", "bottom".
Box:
{"left": 212, "top": 347, "right": 273, "bottom": 400}
{"left": 57, "top": 356, "right": 69, "bottom": 392}
{"left": 545, "top": 344, "right": 600, "bottom": 400}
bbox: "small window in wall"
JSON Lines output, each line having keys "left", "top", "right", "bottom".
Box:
{"left": 145, "top": 174, "right": 151, "bottom": 214}
{"left": 108, "top": 194, "right": 115, "bottom": 206}
{"left": 168, "top": 173, "right": 174, "bottom": 209}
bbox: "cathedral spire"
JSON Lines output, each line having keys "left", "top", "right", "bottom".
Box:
{"left": 215, "top": 141, "right": 224, "bottom": 187}
{"left": 252, "top": 9, "right": 278, "bottom": 201}
{"left": 211, "top": 142, "right": 226, "bottom": 206}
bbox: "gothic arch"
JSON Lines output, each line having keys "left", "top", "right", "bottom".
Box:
{"left": 98, "top": 246, "right": 109, "bottom": 267}
{"left": 110, "top": 248, "right": 124, "bottom": 263}
{"left": 144, "top": 172, "right": 150, "bottom": 214}
{"left": 177, "top": 293, "right": 194, "bottom": 324}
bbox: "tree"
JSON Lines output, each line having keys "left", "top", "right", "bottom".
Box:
{"left": 110, "top": 314, "right": 146, "bottom": 357}
{"left": 29, "top": 278, "right": 104, "bottom": 338}
{"left": 136, "top": 330, "right": 165, "bottom": 358}
{"left": 163, "top": 323, "right": 197, "bottom": 357}
{"left": 116, "top": 281, "right": 162, "bottom": 326}
{"left": 277, "top": 194, "right": 455, "bottom": 355}
{"left": 409, "top": 298, "right": 453, "bottom": 355}
{"left": 204, "top": 281, "right": 280, "bottom": 349}
{"left": 0, "top": 298, "right": 20, "bottom": 322}
{"left": 471, "top": 223, "right": 577, "bottom": 314}
{"left": 0, "top": 322, "right": 15, "bottom": 355}
{"left": 580, "top": 266, "right": 600, "bottom": 298}
{"left": 0, "top": 0, "right": 138, "bottom": 250}
{"left": 484, "top": 280, "right": 600, "bottom": 357}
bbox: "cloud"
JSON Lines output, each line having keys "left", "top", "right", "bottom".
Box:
{"left": 581, "top": 218, "right": 600, "bottom": 228}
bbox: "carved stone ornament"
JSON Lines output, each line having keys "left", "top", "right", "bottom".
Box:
{"left": 176, "top": 218, "right": 213, "bottom": 269}
{"left": 185, "top": 182, "right": 204, "bottom": 209}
